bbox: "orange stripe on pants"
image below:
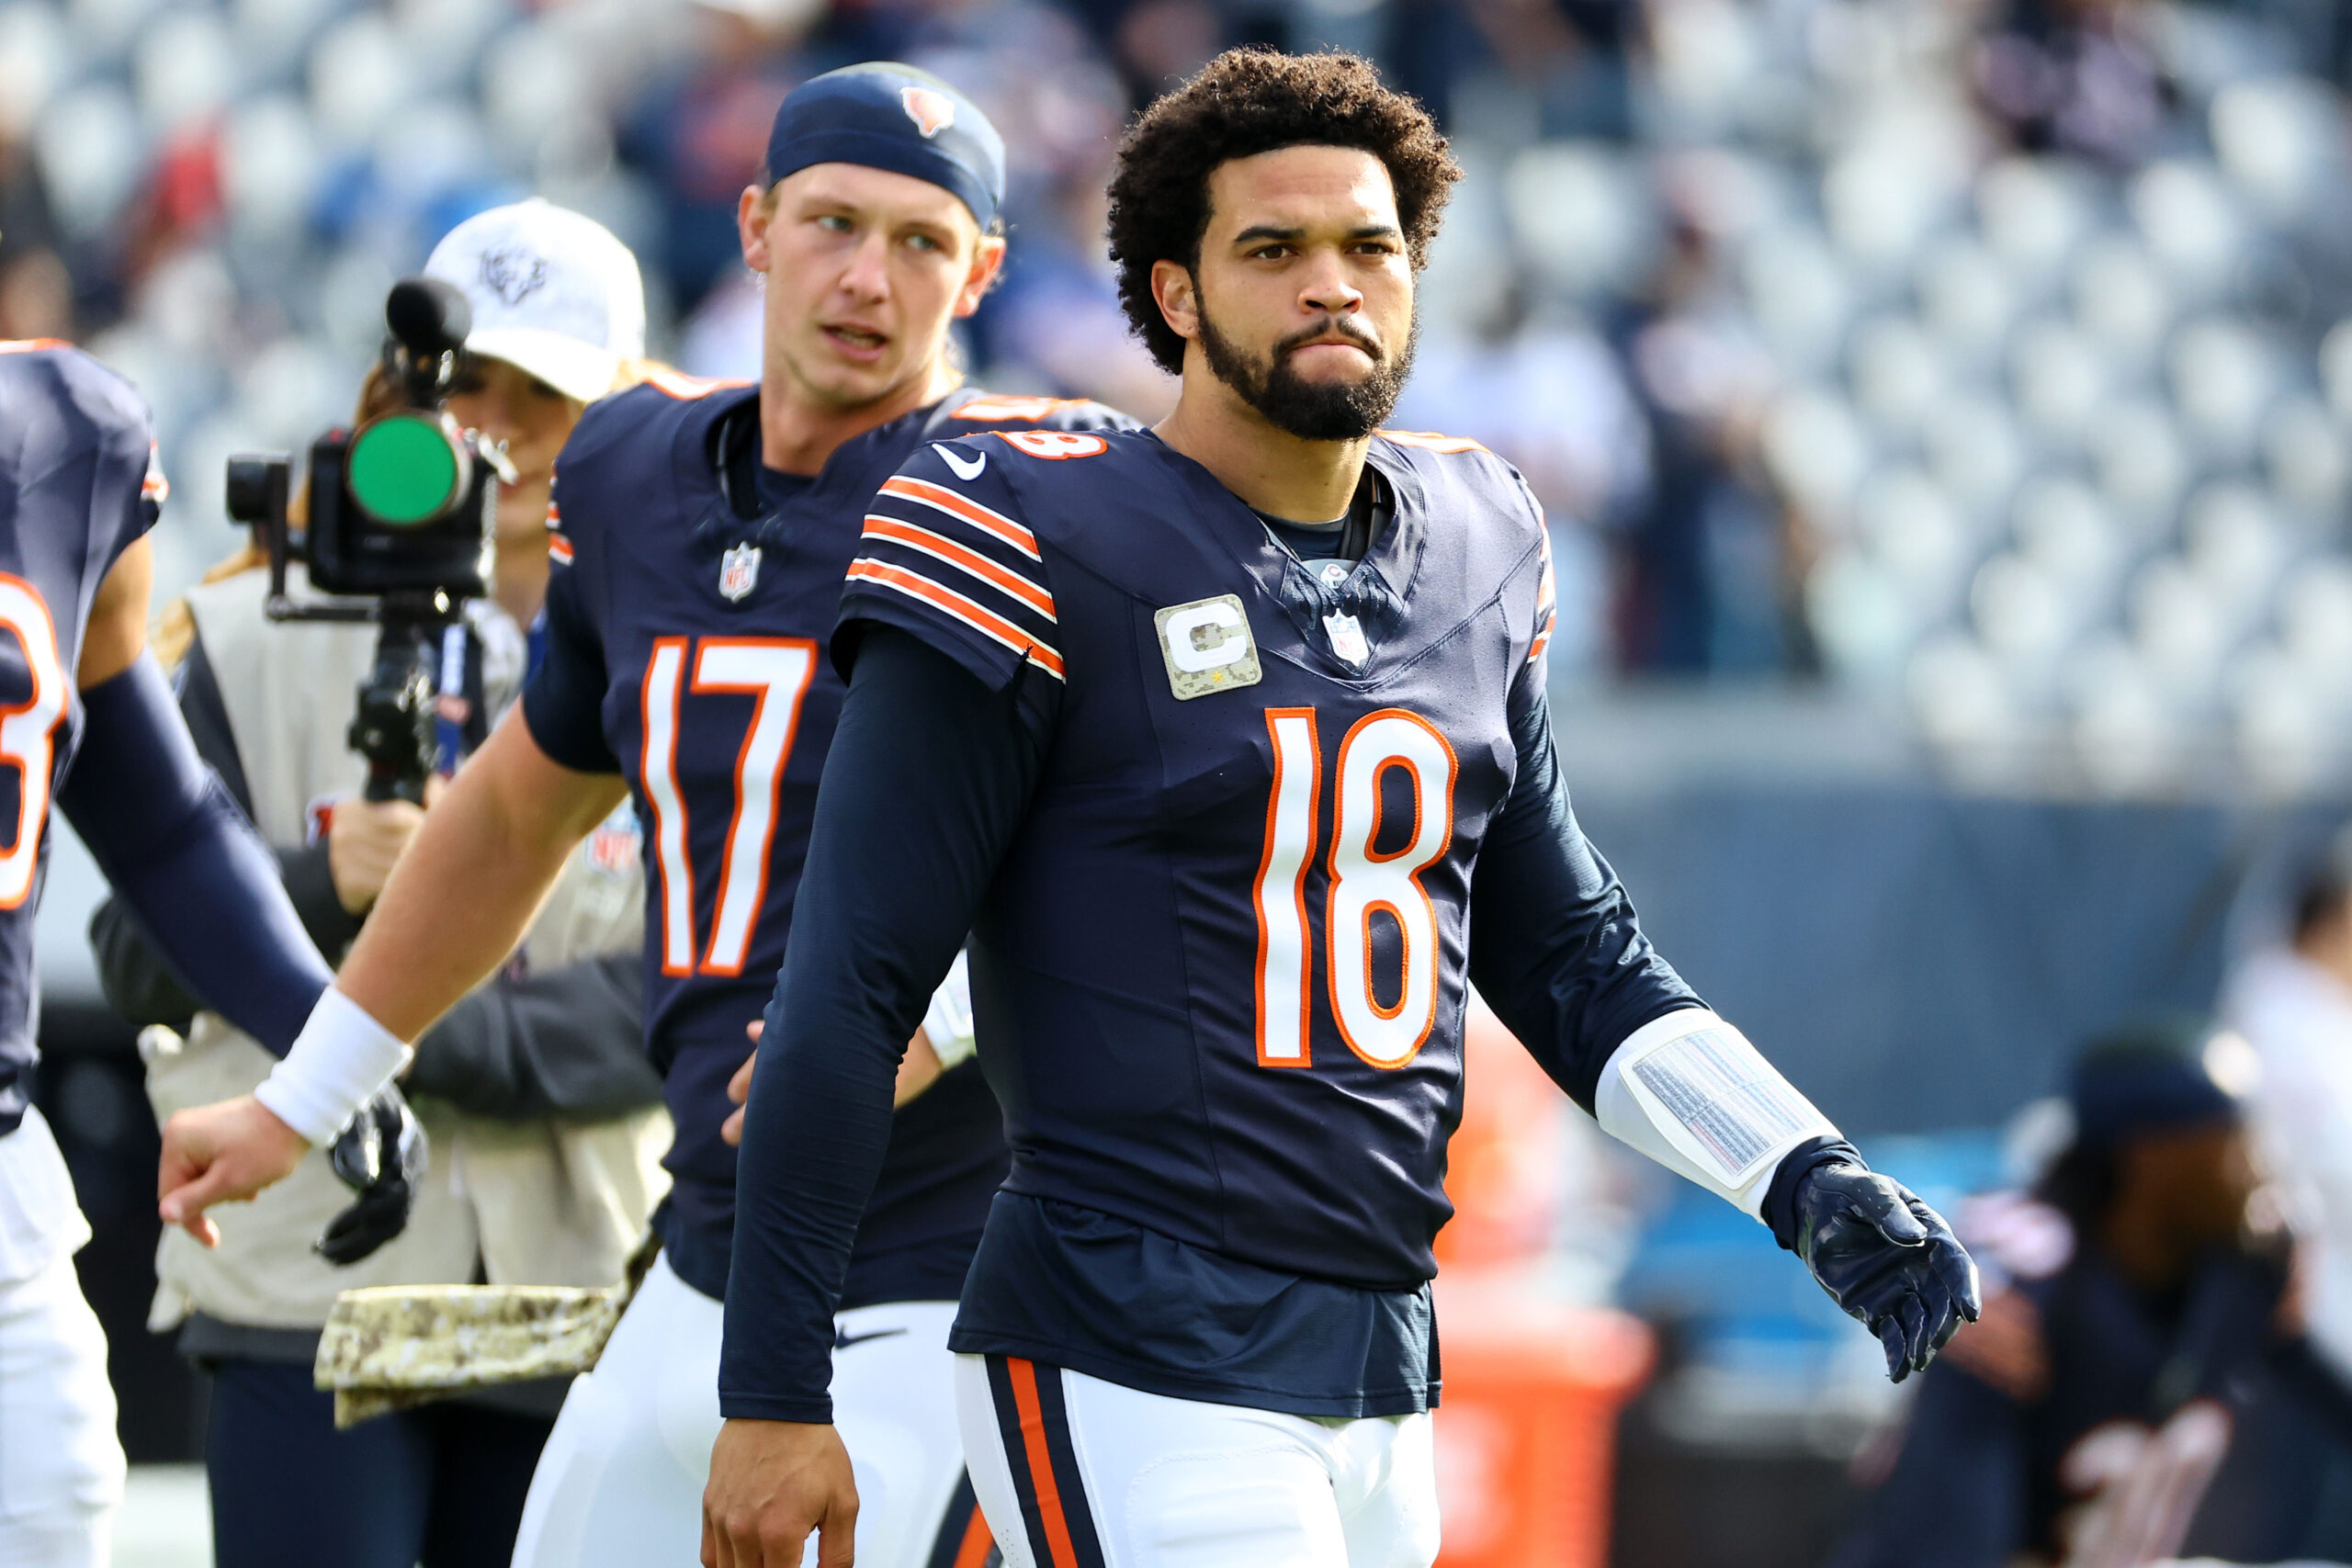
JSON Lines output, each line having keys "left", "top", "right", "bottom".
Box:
{"left": 1007, "top": 1358, "right": 1083, "bottom": 1568}
{"left": 953, "top": 1505, "right": 995, "bottom": 1568}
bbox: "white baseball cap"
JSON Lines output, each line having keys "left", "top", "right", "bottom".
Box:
{"left": 423, "top": 198, "right": 646, "bottom": 404}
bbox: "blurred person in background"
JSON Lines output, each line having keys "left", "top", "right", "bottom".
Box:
{"left": 0, "top": 88, "right": 71, "bottom": 342}
{"left": 1831, "top": 1022, "right": 2351, "bottom": 1568}
{"left": 1612, "top": 208, "right": 1806, "bottom": 676}
{"left": 92, "top": 200, "right": 671, "bottom": 1568}
{"left": 2222, "top": 829, "right": 2352, "bottom": 1552}
{"left": 619, "top": 0, "right": 878, "bottom": 324}
{"left": 1972, "top": 0, "right": 2177, "bottom": 168}
{"left": 156, "top": 64, "right": 1132, "bottom": 1568}
{"left": 1392, "top": 268, "right": 1649, "bottom": 680}
{"left": 2225, "top": 831, "right": 2352, "bottom": 1383}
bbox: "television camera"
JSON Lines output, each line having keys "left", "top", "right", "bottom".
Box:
{"left": 225, "top": 277, "right": 512, "bottom": 806}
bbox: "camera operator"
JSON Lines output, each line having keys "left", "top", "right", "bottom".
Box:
{"left": 89, "top": 201, "right": 671, "bottom": 1568}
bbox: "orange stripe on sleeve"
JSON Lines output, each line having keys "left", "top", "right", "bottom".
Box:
{"left": 846, "top": 560, "right": 1066, "bottom": 680}
{"left": 1006, "top": 1359, "right": 1083, "bottom": 1568}
{"left": 878, "top": 477, "right": 1040, "bottom": 558}
{"left": 861, "top": 517, "right": 1056, "bottom": 620}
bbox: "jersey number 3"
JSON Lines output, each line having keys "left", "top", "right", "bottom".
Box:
{"left": 1254, "top": 707, "right": 1457, "bottom": 1071}
{"left": 0, "top": 578, "right": 65, "bottom": 910}
{"left": 639, "top": 637, "right": 818, "bottom": 976}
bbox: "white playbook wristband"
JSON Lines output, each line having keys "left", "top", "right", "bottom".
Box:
{"left": 1594, "top": 1007, "right": 1841, "bottom": 1219}
{"left": 922, "top": 952, "right": 978, "bottom": 1073}
{"left": 253, "top": 987, "right": 413, "bottom": 1146}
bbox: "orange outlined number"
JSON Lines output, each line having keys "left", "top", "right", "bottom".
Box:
{"left": 0, "top": 577, "right": 65, "bottom": 909}
{"left": 996, "top": 430, "right": 1107, "bottom": 460}
{"left": 1378, "top": 429, "right": 1488, "bottom": 455}
{"left": 689, "top": 638, "right": 817, "bottom": 975}
{"left": 639, "top": 638, "right": 694, "bottom": 974}
{"left": 951, "top": 393, "right": 1089, "bottom": 422}
{"left": 1252, "top": 705, "right": 1457, "bottom": 1069}
{"left": 642, "top": 368, "right": 749, "bottom": 401}
{"left": 639, "top": 636, "right": 819, "bottom": 976}
{"left": 1253, "top": 709, "right": 1320, "bottom": 1066}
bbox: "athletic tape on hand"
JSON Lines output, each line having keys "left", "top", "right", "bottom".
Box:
{"left": 922, "top": 951, "right": 978, "bottom": 1072}
{"left": 1595, "top": 1008, "right": 1840, "bottom": 1217}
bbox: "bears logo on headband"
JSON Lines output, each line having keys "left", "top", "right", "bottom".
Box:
{"left": 901, "top": 85, "right": 956, "bottom": 139}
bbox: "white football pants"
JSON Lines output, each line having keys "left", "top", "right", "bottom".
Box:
{"left": 956, "top": 1355, "right": 1439, "bottom": 1568}
{"left": 510, "top": 1254, "right": 985, "bottom": 1568}
{"left": 0, "top": 1110, "right": 125, "bottom": 1568}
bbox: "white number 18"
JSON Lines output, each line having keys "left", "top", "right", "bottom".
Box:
{"left": 1253, "top": 706, "right": 1457, "bottom": 1070}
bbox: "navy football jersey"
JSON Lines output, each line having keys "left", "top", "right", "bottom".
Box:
{"left": 0, "top": 342, "right": 165, "bottom": 1134}
{"left": 845, "top": 427, "right": 1561, "bottom": 1284}
{"left": 521, "top": 378, "right": 1133, "bottom": 1300}
{"left": 834, "top": 426, "right": 1698, "bottom": 1411}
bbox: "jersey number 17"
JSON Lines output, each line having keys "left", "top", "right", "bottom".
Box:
{"left": 638, "top": 636, "right": 818, "bottom": 976}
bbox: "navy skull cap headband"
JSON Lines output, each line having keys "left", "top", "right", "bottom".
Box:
{"left": 764, "top": 62, "right": 1005, "bottom": 230}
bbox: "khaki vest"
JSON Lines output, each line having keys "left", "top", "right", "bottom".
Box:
{"left": 145, "top": 566, "right": 669, "bottom": 1334}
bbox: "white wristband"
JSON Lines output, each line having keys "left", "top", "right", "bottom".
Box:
{"left": 1594, "top": 1008, "right": 1840, "bottom": 1219}
{"left": 253, "top": 987, "right": 413, "bottom": 1145}
{"left": 922, "top": 952, "right": 978, "bottom": 1073}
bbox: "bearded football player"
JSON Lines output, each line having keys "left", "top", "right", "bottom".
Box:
{"left": 707, "top": 48, "right": 1980, "bottom": 1568}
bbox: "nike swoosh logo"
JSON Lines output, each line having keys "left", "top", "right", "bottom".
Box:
{"left": 934, "top": 444, "right": 986, "bottom": 481}
{"left": 833, "top": 1325, "right": 910, "bottom": 1352}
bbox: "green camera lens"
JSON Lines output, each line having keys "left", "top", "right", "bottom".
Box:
{"left": 346, "top": 413, "right": 462, "bottom": 526}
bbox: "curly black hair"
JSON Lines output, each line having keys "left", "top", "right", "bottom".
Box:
{"left": 1105, "top": 48, "right": 1461, "bottom": 375}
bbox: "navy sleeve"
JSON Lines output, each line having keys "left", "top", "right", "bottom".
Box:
{"left": 88, "top": 635, "right": 360, "bottom": 1028}
{"left": 59, "top": 653, "right": 333, "bottom": 1055}
{"left": 1465, "top": 661, "right": 1705, "bottom": 1114}
{"left": 721, "top": 627, "right": 1047, "bottom": 1423}
{"left": 519, "top": 544, "right": 620, "bottom": 774}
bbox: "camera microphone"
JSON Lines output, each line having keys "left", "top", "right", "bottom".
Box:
{"left": 384, "top": 277, "right": 471, "bottom": 359}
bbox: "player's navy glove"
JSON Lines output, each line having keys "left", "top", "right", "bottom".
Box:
{"left": 315, "top": 1086, "right": 426, "bottom": 1267}
{"left": 1795, "top": 1162, "right": 1981, "bottom": 1382}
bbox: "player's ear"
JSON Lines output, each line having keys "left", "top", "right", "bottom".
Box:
{"left": 738, "top": 185, "right": 776, "bottom": 275}
{"left": 1152, "top": 259, "right": 1199, "bottom": 344}
{"left": 954, "top": 232, "right": 1008, "bottom": 318}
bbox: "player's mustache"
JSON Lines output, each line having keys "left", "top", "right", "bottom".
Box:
{"left": 1275, "top": 317, "right": 1383, "bottom": 361}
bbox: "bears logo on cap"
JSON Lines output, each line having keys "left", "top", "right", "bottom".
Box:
{"left": 900, "top": 85, "right": 956, "bottom": 139}
{"left": 479, "top": 247, "right": 549, "bottom": 306}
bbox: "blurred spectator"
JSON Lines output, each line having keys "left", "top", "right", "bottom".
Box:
{"left": 1612, "top": 215, "right": 1806, "bottom": 675}
{"left": 2225, "top": 830, "right": 2352, "bottom": 1388}
{"left": 1830, "top": 1023, "right": 2351, "bottom": 1568}
{"left": 616, "top": 0, "right": 829, "bottom": 316}
{"left": 1394, "top": 272, "right": 1647, "bottom": 678}
{"left": 0, "top": 134, "right": 70, "bottom": 341}
{"left": 1973, "top": 0, "right": 2179, "bottom": 167}
{"left": 1389, "top": 0, "right": 1634, "bottom": 140}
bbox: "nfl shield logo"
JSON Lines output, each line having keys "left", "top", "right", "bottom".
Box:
{"left": 719, "top": 543, "right": 762, "bottom": 602}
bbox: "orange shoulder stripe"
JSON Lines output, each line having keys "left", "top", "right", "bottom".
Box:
{"left": 861, "top": 517, "right": 1055, "bottom": 621}
{"left": 877, "top": 477, "right": 1040, "bottom": 558}
{"left": 846, "top": 559, "right": 1066, "bottom": 680}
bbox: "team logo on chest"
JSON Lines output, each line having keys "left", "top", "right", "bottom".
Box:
{"left": 718, "top": 542, "right": 763, "bottom": 602}
{"left": 1154, "top": 593, "right": 1261, "bottom": 700}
